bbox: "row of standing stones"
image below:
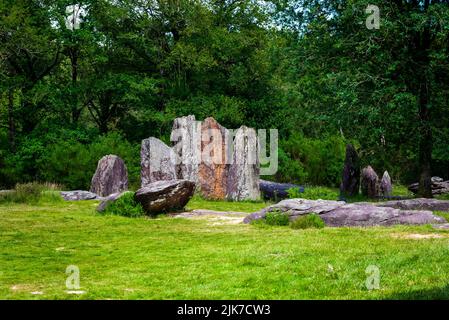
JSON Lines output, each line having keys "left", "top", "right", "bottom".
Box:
{"left": 60, "top": 127, "right": 449, "bottom": 227}
{"left": 62, "top": 115, "right": 261, "bottom": 214}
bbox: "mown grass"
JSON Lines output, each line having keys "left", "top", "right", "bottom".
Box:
{"left": 1, "top": 197, "right": 449, "bottom": 300}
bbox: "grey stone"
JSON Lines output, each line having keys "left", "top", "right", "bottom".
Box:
{"left": 140, "top": 137, "right": 178, "bottom": 187}
{"left": 135, "top": 180, "right": 195, "bottom": 214}
{"left": 369, "top": 198, "right": 449, "bottom": 212}
{"left": 244, "top": 198, "right": 446, "bottom": 227}
{"left": 408, "top": 177, "right": 449, "bottom": 196}
{"left": 90, "top": 155, "right": 128, "bottom": 197}
{"left": 259, "top": 180, "right": 304, "bottom": 200}
{"left": 340, "top": 144, "right": 360, "bottom": 196}
{"left": 61, "top": 190, "right": 100, "bottom": 201}
{"left": 171, "top": 115, "right": 202, "bottom": 184}
{"left": 361, "top": 166, "right": 379, "bottom": 198}
{"left": 380, "top": 171, "right": 392, "bottom": 197}
{"left": 227, "top": 126, "right": 260, "bottom": 201}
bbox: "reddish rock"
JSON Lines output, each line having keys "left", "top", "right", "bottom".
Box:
{"left": 198, "top": 117, "right": 230, "bottom": 200}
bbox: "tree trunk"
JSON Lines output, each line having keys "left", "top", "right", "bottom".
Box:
{"left": 70, "top": 47, "right": 81, "bottom": 123}
{"left": 8, "top": 88, "right": 16, "bottom": 152}
{"left": 417, "top": 81, "right": 433, "bottom": 198}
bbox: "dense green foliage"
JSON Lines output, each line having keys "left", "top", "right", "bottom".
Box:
{"left": 1, "top": 1, "right": 449, "bottom": 191}
{"left": 100, "top": 192, "right": 145, "bottom": 217}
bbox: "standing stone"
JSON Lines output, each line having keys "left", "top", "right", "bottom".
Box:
{"left": 380, "top": 171, "right": 392, "bottom": 197}
{"left": 198, "top": 117, "right": 230, "bottom": 199}
{"left": 361, "top": 165, "right": 379, "bottom": 198}
{"left": 340, "top": 144, "right": 360, "bottom": 196}
{"left": 171, "top": 115, "right": 201, "bottom": 184}
{"left": 140, "top": 137, "right": 178, "bottom": 187}
{"left": 227, "top": 126, "right": 260, "bottom": 201}
{"left": 90, "top": 155, "right": 128, "bottom": 197}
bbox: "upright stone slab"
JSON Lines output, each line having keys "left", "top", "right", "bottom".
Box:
{"left": 90, "top": 155, "right": 128, "bottom": 197}
{"left": 227, "top": 126, "right": 260, "bottom": 201}
{"left": 198, "top": 117, "right": 230, "bottom": 199}
{"left": 340, "top": 144, "right": 360, "bottom": 196}
{"left": 171, "top": 115, "right": 201, "bottom": 184}
{"left": 380, "top": 171, "right": 392, "bottom": 197}
{"left": 140, "top": 137, "right": 177, "bottom": 187}
{"left": 361, "top": 165, "right": 379, "bottom": 198}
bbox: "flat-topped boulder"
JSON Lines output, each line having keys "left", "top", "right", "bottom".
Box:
{"left": 244, "top": 198, "right": 446, "bottom": 227}
{"left": 364, "top": 198, "right": 449, "bottom": 212}
{"left": 61, "top": 190, "right": 100, "bottom": 201}
{"left": 135, "top": 180, "right": 195, "bottom": 214}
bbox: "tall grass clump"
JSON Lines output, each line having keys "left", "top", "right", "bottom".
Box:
{"left": 101, "top": 192, "right": 145, "bottom": 218}
{"left": 0, "top": 182, "right": 64, "bottom": 204}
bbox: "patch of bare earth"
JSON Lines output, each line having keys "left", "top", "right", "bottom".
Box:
{"left": 172, "top": 209, "right": 247, "bottom": 225}
{"left": 391, "top": 233, "right": 448, "bottom": 240}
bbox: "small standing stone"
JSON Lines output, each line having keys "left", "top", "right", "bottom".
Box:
{"left": 140, "top": 137, "right": 178, "bottom": 187}
{"left": 361, "top": 165, "right": 379, "bottom": 198}
{"left": 340, "top": 144, "right": 360, "bottom": 196}
{"left": 380, "top": 171, "right": 392, "bottom": 197}
{"left": 90, "top": 155, "right": 128, "bottom": 197}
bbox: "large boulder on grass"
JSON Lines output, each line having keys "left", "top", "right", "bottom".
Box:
{"left": 61, "top": 190, "right": 100, "bottom": 201}
{"left": 244, "top": 198, "right": 446, "bottom": 227}
{"left": 135, "top": 180, "right": 195, "bottom": 214}
{"left": 90, "top": 155, "right": 128, "bottom": 197}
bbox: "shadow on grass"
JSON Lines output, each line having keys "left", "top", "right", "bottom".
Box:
{"left": 383, "top": 284, "right": 449, "bottom": 300}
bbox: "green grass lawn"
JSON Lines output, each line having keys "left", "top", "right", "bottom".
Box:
{"left": 1, "top": 196, "right": 449, "bottom": 300}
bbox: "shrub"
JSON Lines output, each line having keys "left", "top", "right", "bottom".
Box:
{"left": 290, "top": 214, "right": 325, "bottom": 230}
{"left": 101, "top": 192, "right": 145, "bottom": 218}
{"left": 265, "top": 210, "right": 290, "bottom": 226}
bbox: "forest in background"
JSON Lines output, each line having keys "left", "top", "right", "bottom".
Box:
{"left": 1, "top": 0, "right": 448, "bottom": 195}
